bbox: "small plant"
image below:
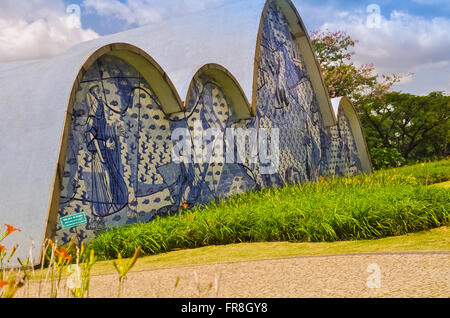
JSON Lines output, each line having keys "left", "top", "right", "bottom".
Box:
{"left": 68, "top": 242, "right": 97, "bottom": 298}
{"left": 0, "top": 272, "right": 26, "bottom": 298}
{"left": 173, "top": 276, "right": 181, "bottom": 297}
{"left": 0, "top": 224, "right": 24, "bottom": 298}
{"left": 44, "top": 239, "right": 75, "bottom": 298}
{"left": 113, "top": 247, "right": 140, "bottom": 298}
{"left": 39, "top": 238, "right": 98, "bottom": 298}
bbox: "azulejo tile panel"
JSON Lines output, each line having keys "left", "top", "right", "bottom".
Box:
{"left": 57, "top": 55, "right": 177, "bottom": 243}
{"left": 56, "top": 3, "right": 364, "bottom": 244}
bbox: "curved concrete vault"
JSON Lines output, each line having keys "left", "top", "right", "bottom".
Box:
{"left": 0, "top": 0, "right": 371, "bottom": 263}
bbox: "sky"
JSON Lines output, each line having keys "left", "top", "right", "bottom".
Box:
{"left": 0, "top": 0, "right": 449, "bottom": 95}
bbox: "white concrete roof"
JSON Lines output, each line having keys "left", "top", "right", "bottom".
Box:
{"left": 73, "top": 0, "right": 267, "bottom": 103}
{"left": 0, "top": 0, "right": 333, "bottom": 263}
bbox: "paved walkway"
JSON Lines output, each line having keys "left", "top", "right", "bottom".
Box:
{"left": 20, "top": 252, "right": 449, "bottom": 298}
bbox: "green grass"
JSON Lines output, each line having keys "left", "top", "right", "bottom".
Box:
{"left": 89, "top": 160, "right": 450, "bottom": 260}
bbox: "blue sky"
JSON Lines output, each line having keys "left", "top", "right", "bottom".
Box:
{"left": 1, "top": 0, "right": 449, "bottom": 95}
{"left": 60, "top": 0, "right": 450, "bottom": 35}
{"left": 298, "top": 0, "right": 450, "bottom": 21}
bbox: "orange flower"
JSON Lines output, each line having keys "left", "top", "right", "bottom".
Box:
{"left": 320, "top": 177, "right": 327, "bottom": 183}
{"left": 55, "top": 247, "right": 72, "bottom": 261}
{"left": 55, "top": 247, "right": 65, "bottom": 256}
{"left": 0, "top": 244, "right": 5, "bottom": 253}
{"left": 0, "top": 281, "right": 8, "bottom": 288}
{"left": 189, "top": 215, "right": 195, "bottom": 220}
{"left": 183, "top": 203, "right": 189, "bottom": 209}
{"left": 358, "top": 180, "right": 363, "bottom": 185}
{"left": 4, "top": 224, "right": 20, "bottom": 236}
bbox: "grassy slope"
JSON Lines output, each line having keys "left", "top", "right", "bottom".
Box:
{"left": 434, "top": 181, "right": 450, "bottom": 189}
{"left": 89, "top": 160, "right": 450, "bottom": 260}
{"left": 89, "top": 226, "right": 449, "bottom": 276}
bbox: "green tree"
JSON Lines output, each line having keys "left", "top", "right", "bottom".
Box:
{"left": 310, "top": 30, "right": 449, "bottom": 165}
{"left": 365, "top": 92, "right": 449, "bottom": 160}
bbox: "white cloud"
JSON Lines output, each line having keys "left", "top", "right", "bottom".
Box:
{"left": 82, "top": 0, "right": 236, "bottom": 27}
{"left": 398, "top": 73, "right": 414, "bottom": 85}
{"left": 312, "top": 7, "right": 450, "bottom": 94}
{"left": 321, "top": 11, "right": 450, "bottom": 71}
{"left": 0, "top": 0, "right": 99, "bottom": 63}
{"left": 83, "top": 0, "right": 161, "bottom": 25}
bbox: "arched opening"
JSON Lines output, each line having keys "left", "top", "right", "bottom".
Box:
{"left": 79, "top": 43, "right": 183, "bottom": 114}
{"left": 181, "top": 64, "right": 257, "bottom": 201}
{"left": 45, "top": 43, "right": 183, "bottom": 243}
{"left": 331, "top": 97, "right": 373, "bottom": 174}
{"left": 186, "top": 64, "right": 253, "bottom": 120}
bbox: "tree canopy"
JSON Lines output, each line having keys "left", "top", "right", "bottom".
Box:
{"left": 310, "top": 30, "right": 449, "bottom": 168}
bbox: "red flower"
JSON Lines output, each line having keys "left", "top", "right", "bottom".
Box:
{"left": 4, "top": 224, "right": 21, "bottom": 236}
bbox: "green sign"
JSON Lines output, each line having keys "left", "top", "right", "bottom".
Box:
{"left": 60, "top": 213, "right": 87, "bottom": 230}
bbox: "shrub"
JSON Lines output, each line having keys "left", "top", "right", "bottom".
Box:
{"left": 370, "top": 147, "right": 406, "bottom": 170}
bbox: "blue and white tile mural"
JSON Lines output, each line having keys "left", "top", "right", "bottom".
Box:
{"left": 328, "top": 108, "right": 363, "bottom": 177}
{"left": 57, "top": 55, "right": 178, "bottom": 243}
{"left": 56, "top": 2, "right": 364, "bottom": 243}
{"left": 255, "top": 1, "right": 331, "bottom": 187}
{"left": 253, "top": 1, "right": 362, "bottom": 186}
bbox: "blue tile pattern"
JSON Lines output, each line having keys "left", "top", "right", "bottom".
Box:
{"left": 56, "top": 2, "right": 364, "bottom": 244}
